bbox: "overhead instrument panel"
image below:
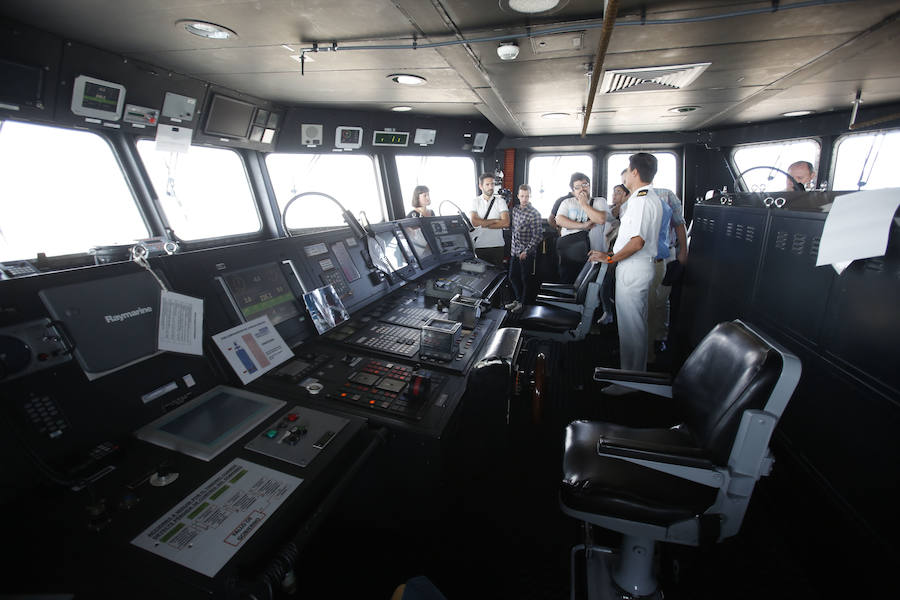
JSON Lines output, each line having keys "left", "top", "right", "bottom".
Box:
{"left": 70, "top": 75, "right": 126, "bottom": 121}
{"left": 335, "top": 125, "right": 363, "bottom": 149}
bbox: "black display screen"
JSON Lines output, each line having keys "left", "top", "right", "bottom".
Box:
{"left": 222, "top": 264, "right": 301, "bottom": 326}
{"left": 204, "top": 94, "right": 255, "bottom": 138}
{"left": 331, "top": 241, "right": 360, "bottom": 282}
{"left": 375, "top": 230, "right": 409, "bottom": 271}
{"left": 402, "top": 223, "right": 433, "bottom": 262}
{"left": 160, "top": 391, "right": 266, "bottom": 446}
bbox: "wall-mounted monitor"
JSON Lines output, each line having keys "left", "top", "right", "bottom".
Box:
{"left": 335, "top": 126, "right": 363, "bottom": 149}
{"left": 303, "top": 285, "right": 350, "bottom": 335}
{"left": 0, "top": 59, "right": 44, "bottom": 109}
{"left": 372, "top": 130, "right": 409, "bottom": 147}
{"left": 204, "top": 94, "right": 256, "bottom": 139}
{"left": 70, "top": 75, "right": 126, "bottom": 121}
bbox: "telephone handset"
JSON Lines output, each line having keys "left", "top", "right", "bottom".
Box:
{"left": 0, "top": 260, "right": 40, "bottom": 279}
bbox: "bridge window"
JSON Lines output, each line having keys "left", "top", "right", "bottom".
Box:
{"left": 606, "top": 152, "right": 679, "bottom": 200}
{"left": 0, "top": 120, "right": 148, "bottom": 261}
{"left": 266, "top": 153, "right": 384, "bottom": 229}
{"left": 395, "top": 155, "right": 476, "bottom": 217}
{"left": 137, "top": 141, "right": 260, "bottom": 241}
{"left": 732, "top": 139, "right": 821, "bottom": 192}
{"left": 526, "top": 154, "right": 594, "bottom": 217}
{"left": 832, "top": 129, "right": 900, "bottom": 191}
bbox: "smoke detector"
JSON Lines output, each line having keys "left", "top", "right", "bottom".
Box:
{"left": 497, "top": 42, "right": 520, "bottom": 61}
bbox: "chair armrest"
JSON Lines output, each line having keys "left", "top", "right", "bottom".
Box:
{"left": 536, "top": 293, "right": 578, "bottom": 304}
{"left": 596, "top": 442, "right": 722, "bottom": 487}
{"left": 597, "top": 437, "right": 710, "bottom": 465}
{"left": 540, "top": 283, "right": 576, "bottom": 293}
{"left": 594, "top": 367, "right": 673, "bottom": 398}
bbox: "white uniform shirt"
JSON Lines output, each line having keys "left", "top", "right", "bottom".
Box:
{"left": 613, "top": 185, "right": 662, "bottom": 262}
{"left": 470, "top": 194, "right": 509, "bottom": 249}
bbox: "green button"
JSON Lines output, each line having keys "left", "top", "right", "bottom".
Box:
{"left": 265, "top": 429, "right": 278, "bottom": 438}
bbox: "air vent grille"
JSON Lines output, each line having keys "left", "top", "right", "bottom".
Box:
{"left": 600, "top": 63, "right": 711, "bottom": 94}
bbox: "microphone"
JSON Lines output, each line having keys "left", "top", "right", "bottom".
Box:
{"left": 281, "top": 192, "right": 368, "bottom": 239}
{"left": 438, "top": 200, "right": 475, "bottom": 232}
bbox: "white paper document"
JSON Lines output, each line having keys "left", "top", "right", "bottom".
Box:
{"left": 131, "top": 459, "right": 302, "bottom": 577}
{"left": 155, "top": 124, "right": 192, "bottom": 153}
{"left": 158, "top": 290, "right": 204, "bottom": 355}
{"left": 212, "top": 316, "right": 292, "bottom": 384}
{"left": 816, "top": 188, "right": 900, "bottom": 273}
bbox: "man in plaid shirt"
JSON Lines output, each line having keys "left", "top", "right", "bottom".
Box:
{"left": 505, "top": 184, "right": 544, "bottom": 312}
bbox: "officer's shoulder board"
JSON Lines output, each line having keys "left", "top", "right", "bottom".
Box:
{"left": 637, "top": 190, "right": 649, "bottom": 196}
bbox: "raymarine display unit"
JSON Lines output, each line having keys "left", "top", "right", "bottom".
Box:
{"left": 71, "top": 75, "right": 126, "bottom": 121}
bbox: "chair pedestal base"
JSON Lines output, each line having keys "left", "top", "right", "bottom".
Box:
{"left": 571, "top": 542, "right": 662, "bottom": 600}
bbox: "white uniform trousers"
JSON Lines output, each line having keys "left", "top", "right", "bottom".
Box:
{"left": 615, "top": 256, "right": 655, "bottom": 372}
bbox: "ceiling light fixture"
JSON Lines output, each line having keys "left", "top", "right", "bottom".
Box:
{"left": 391, "top": 106, "right": 413, "bottom": 112}
{"left": 177, "top": 20, "right": 237, "bottom": 40}
{"left": 503, "top": 0, "right": 565, "bottom": 14}
{"left": 388, "top": 74, "right": 427, "bottom": 86}
{"left": 497, "top": 41, "right": 520, "bottom": 61}
{"left": 669, "top": 106, "right": 700, "bottom": 113}
{"left": 782, "top": 110, "right": 814, "bottom": 117}
{"left": 541, "top": 112, "right": 569, "bottom": 119}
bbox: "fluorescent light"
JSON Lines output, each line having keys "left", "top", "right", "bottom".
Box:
{"left": 541, "top": 112, "right": 569, "bottom": 120}
{"left": 507, "top": 0, "right": 562, "bottom": 14}
{"left": 388, "top": 74, "right": 426, "bottom": 86}
{"left": 782, "top": 110, "right": 814, "bottom": 117}
{"left": 177, "top": 20, "right": 237, "bottom": 40}
{"left": 391, "top": 106, "right": 413, "bottom": 112}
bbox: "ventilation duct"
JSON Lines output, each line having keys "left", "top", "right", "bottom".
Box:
{"left": 599, "top": 62, "right": 711, "bottom": 93}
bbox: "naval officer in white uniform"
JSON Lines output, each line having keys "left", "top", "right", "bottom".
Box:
{"left": 590, "top": 152, "right": 662, "bottom": 372}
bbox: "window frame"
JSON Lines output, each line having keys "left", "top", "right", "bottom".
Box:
{"left": 524, "top": 152, "right": 597, "bottom": 217}
{"left": 263, "top": 150, "right": 388, "bottom": 233}
{"left": 394, "top": 154, "right": 478, "bottom": 219}
{"left": 603, "top": 149, "right": 681, "bottom": 200}
{"left": 0, "top": 119, "right": 153, "bottom": 262}
{"left": 829, "top": 127, "right": 900, "bottom": 192}
{"left": 135, "top": 138, "right": 265, "bottom": 247}
{"left": 730, "top": 137, "right": 822, "bottom": 192}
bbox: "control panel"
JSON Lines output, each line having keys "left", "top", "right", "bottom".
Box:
{"left": 245, "top": 405, "right": 350, "bottom": 467}
{"left": 270, "top": 350, "right": 450, "bottom": 422}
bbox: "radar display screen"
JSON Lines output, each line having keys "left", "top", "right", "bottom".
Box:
{"left": 222, "top": 264, "right": 302, "bottom": 326}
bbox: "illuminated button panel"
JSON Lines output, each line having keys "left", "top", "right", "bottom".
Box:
{"left": 245, "top": 405, "right": 350, "bottom": 468}
{"left": 326, "top": 359, "right": 439, "bottom": 421}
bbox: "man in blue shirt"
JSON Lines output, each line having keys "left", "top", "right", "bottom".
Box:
{"left": 647, "top": 188, "right": 688, "bottom": 364}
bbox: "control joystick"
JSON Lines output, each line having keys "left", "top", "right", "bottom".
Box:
{"left": 149, "top": 462, "right": 179, "bottom": 487}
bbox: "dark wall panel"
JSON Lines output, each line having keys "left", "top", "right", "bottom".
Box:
{"left": 756, "top": 213, "right": 835, "bottom": 346}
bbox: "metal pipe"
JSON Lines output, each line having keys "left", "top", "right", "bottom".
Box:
{"left": 582, "top": 0, "right": 618, "bottom": 137}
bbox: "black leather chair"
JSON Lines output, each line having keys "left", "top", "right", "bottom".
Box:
{"left": 560, "top": 320, "right": 801, "bottom": 599}
{"left": 516, "top": 259, "right": 606, "bottom": 341}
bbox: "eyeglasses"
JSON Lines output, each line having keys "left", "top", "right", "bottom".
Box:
{"left": 572, "top": 182, "right": 590, "bottom": 190}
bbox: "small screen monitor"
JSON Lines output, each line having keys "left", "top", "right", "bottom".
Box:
{"left": 437, "top": 233, "right": 470, "bottom": 255}
{"left": 135, "top": 385, "right": 284, "bottom": 461}
{"left": 204, "top": 94, "right": 256, "bottom": 139}
{"left": 401, "top": 223, "right": 433, "bottom": 263}
{"left": 303, "top": 285, "right": 350, "bottom": 335}
{"left": 221, "top": 264, "right": 302, "bottom": 327}
{"left": 374, "top": 230, "right": 409, "bottom": 271}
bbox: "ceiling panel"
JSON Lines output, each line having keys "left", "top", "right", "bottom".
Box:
{"left": 1, "top": 0, "right": 899, "bottom": 136}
